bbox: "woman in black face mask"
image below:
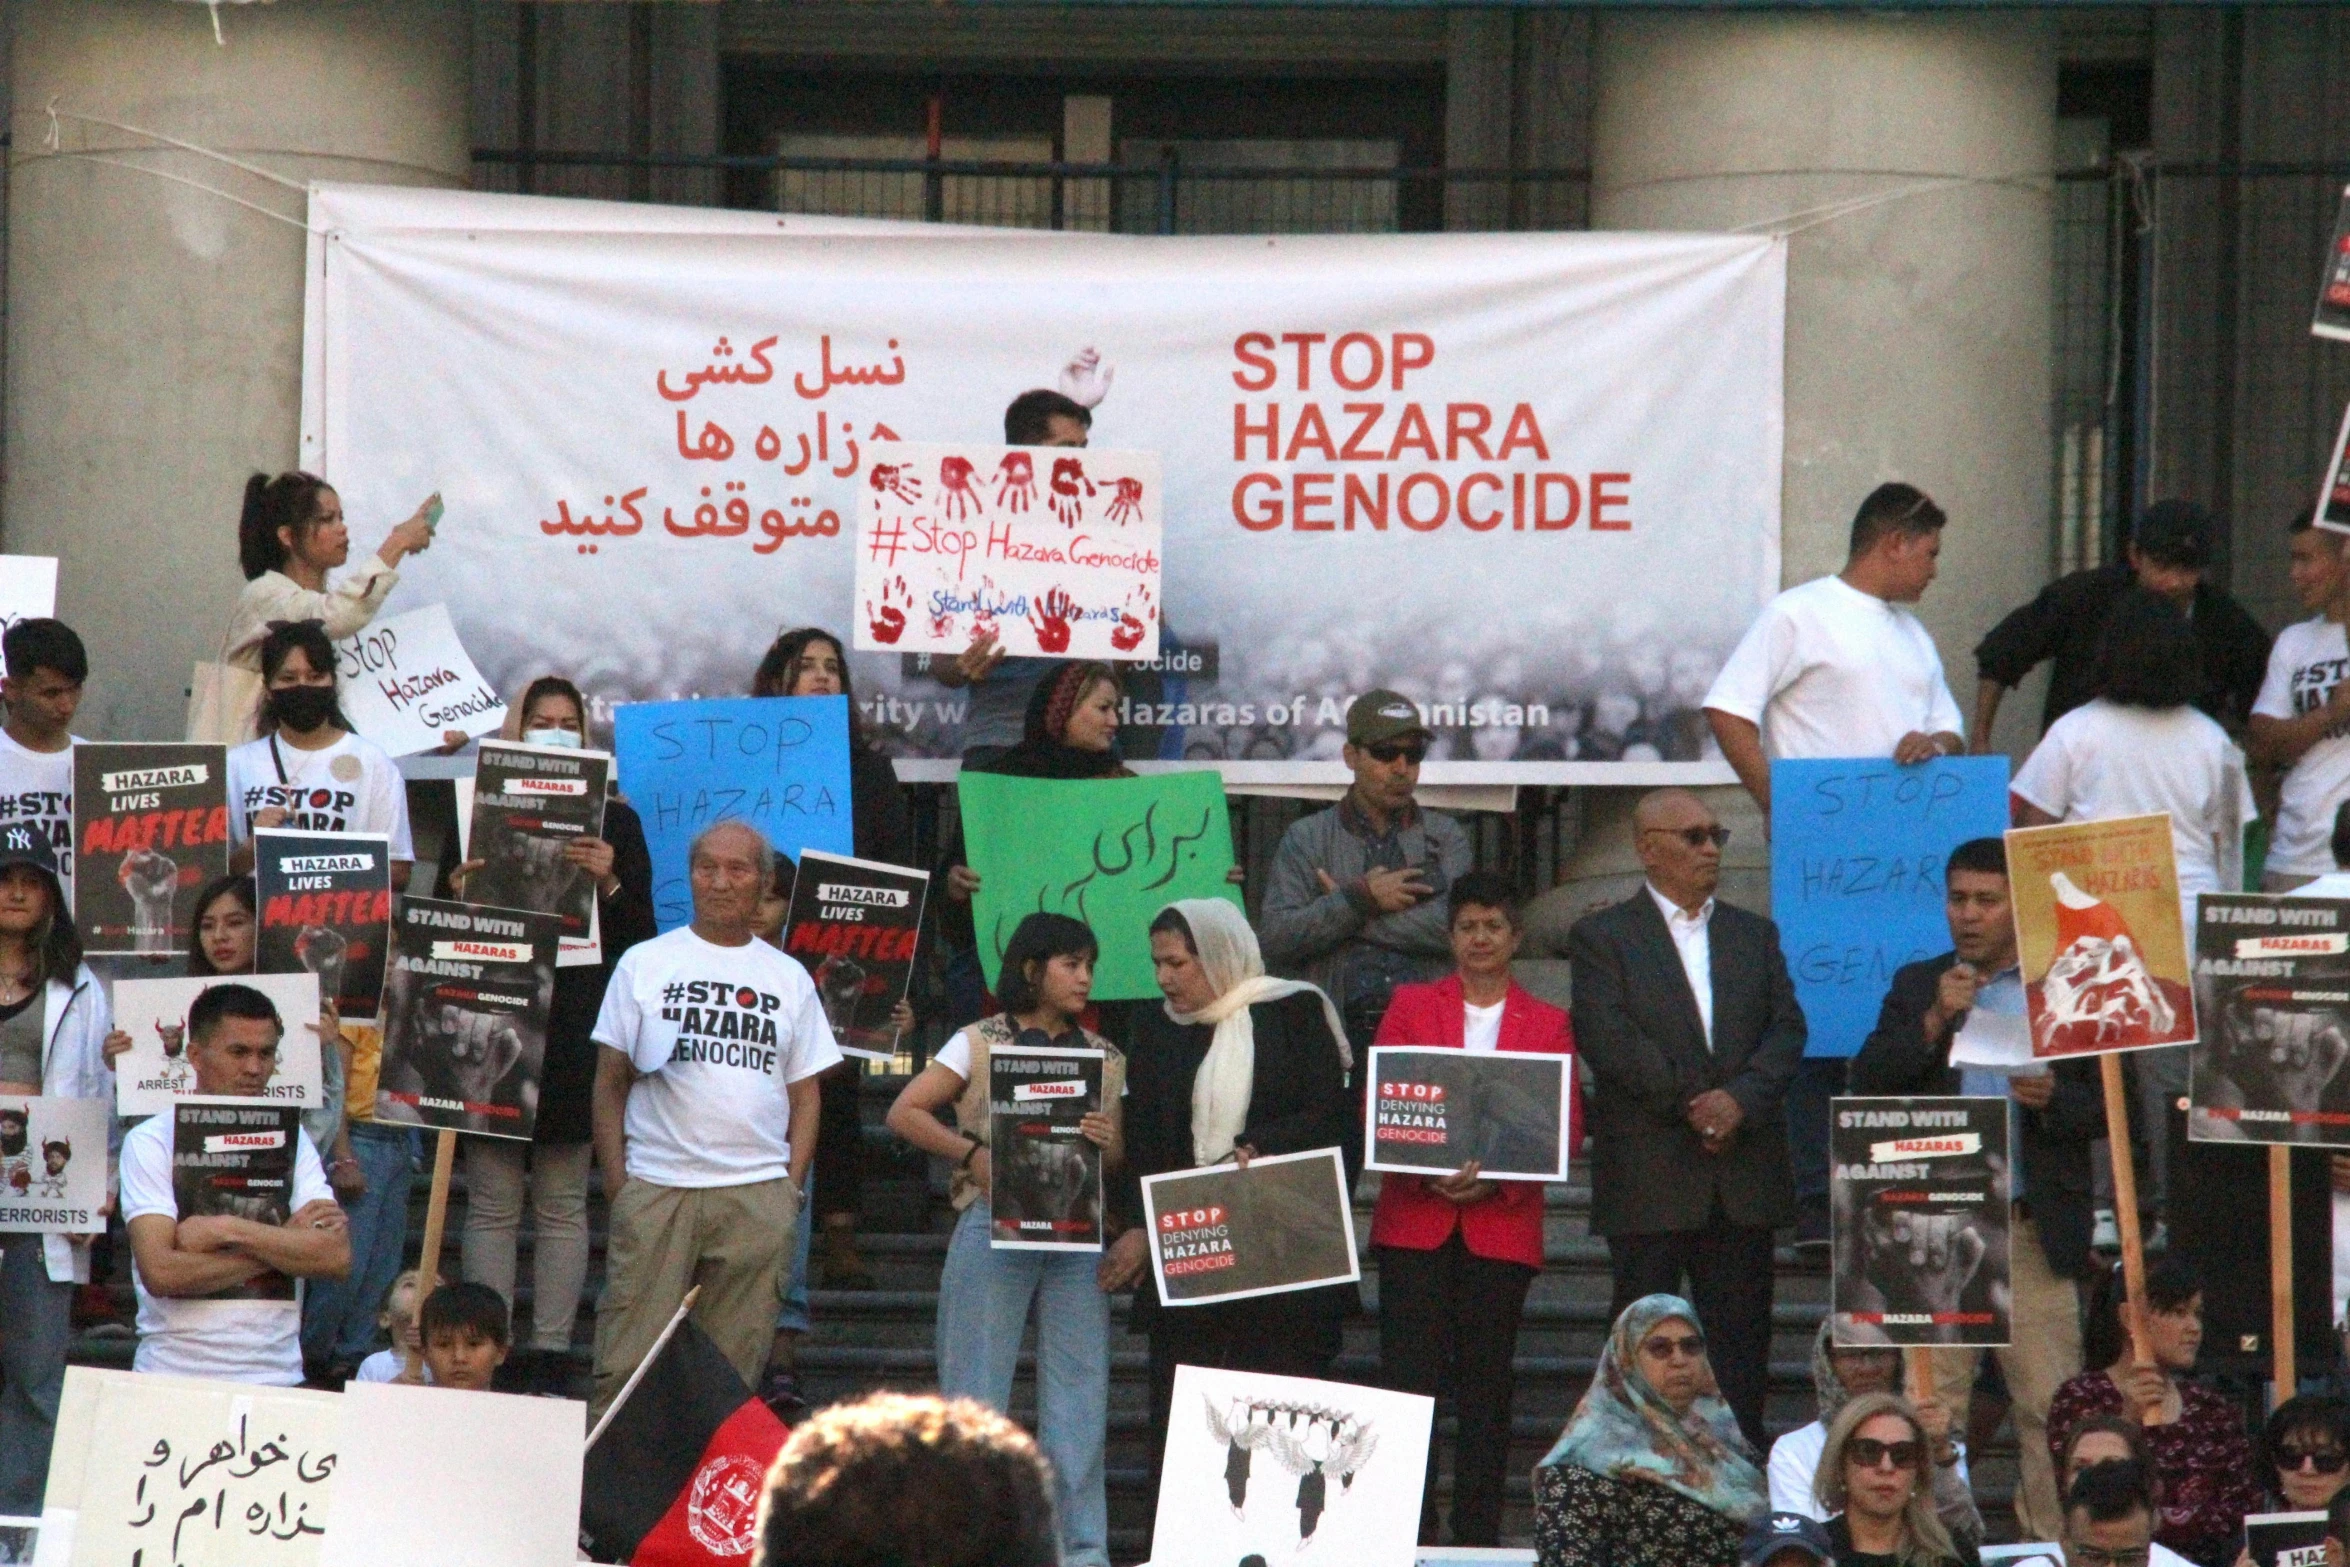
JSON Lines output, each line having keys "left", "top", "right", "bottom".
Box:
{"left": 225, "top": 619, "right": 417, "bottom": 891}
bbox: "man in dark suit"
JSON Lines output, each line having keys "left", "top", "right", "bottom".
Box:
{"left": 1568, "top": 787, "right": 1806, "bottom": 1446}
{"left": 1850, "top": 835, "right": 2099, "bottom": 1542}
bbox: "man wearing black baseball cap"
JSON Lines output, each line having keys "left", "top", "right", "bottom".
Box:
{"left": 1742, "top": 1512, "right": 1833, "bottom": 1567}
{"left": 1973, "top": 498, "right": 2271, "bottom": 745}
{"left": 1260, "top": 690, "right": 1471, "bottom": 1050}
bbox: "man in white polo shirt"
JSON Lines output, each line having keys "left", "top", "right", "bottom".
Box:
{"left": 1703, "top": 481, "right": 1966, "bottom": 1250}
{"left": 589, "top": 820, "right": 838, "bottom": 1417}
{"left": 119, "top": 983, "right": 349, "bottom": 1384}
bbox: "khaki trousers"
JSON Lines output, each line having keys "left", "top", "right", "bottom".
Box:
{"left": 591, "top": 1175, "right": 798, "bottom": 1420}
{"left": 1927, "top": 1214, "right": 2082, "bottom": 1543}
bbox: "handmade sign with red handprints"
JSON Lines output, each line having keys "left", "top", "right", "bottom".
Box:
{"left": 853, "top": 440, "right": 1163, "bottom": 660}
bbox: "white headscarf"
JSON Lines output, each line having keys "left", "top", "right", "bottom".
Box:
{"left": 1161, "top": 898, "right": 1352, "bottom": 1166}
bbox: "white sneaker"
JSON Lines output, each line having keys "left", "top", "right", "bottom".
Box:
{"left": 2092, "top": 1209, "right": 2120, "bottom": 1251}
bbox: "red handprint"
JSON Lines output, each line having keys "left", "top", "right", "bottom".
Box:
{"left": 868, "top": 464, "right": 920, "bottom": 503}
{"left": 994, "top": 452, "right": 1036, "bottom": 512}
{"left": 1110, "top": 584, "right": 1155, "bottom": 652}
{"left": 1048, "top": 457, "right": 1095, "bottom": 525}
{"left": 865, "top": 576, "right": 910, "bottom": 645}
{"left": 1030, "top": 588, "right": 1077, "bottom": 654}
{"left": 1106, "top": 476, "right": 1145, "bottom": 525}
{"left": 939, "top": 456, "right": 980, "bottom": 520}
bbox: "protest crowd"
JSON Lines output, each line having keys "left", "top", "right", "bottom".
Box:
{"left": 15, "top": 376, "right": 2350, "bottom": 1567}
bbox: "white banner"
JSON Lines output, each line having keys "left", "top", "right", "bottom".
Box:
{"left": 302, "top": 184, "right": 1784, "bottom": 783}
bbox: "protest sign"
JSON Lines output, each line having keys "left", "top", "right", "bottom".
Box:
{"left": 377, "top": 897, "right": 557, "bottom": 1140}
{"left": 331, "top": 603, "right": 505, "bottom": 757}
{"left": 2008, "top": 815, "right": 2197, "bottom": 1057}
{"left": 2317, "top": 184, "right": 2350, "bottom": 342}
{"left": 0, "top": 1098, "right": 107, "bottom": 1234}
{"left": 255, "top": 831, "right": 392, "bottom": 1020}
{"left": 2320, "top": 400, "right": 2350, "bottom": 539}
{"left": 1978, "top": 1550, "right": 2062, "bottom": 1567}
{"left": 1142, "top": 1147, "right": 1359, "bottom": 1307}
{"left": 1364, "top": 1046, "right": 1571, "bottom": 1183}
{"left": 854, "top": 440, "right": 1163, "bottom": 661}
{"left": 72, "top": 742, "right": 228, "bottom": 957}
{"left": 0, "top": 556, "right": 56, "bottom": 637}
{"left": 320, "top": 1381, "right": 584, "bottom": 1567}
{"left": 1770, "top": 758, "right": 2011, "bottom": 1057}
{"left": 960, "top": 770, "right": 1239, "bottom": 1000}
{"left": 989, "top": 1044, "right": 1105, "bottom": 1251}
{"left": 1153, "top": 1365, "right": 1432, "bottom": 1567}
{"left": 174, "top": 1101, "right": 306, "bottom": 1303}
{"left": 0, "top": 1517, "right": 31, "bottom": 1565}
{"left": 1830, "top": 1096, "right": 2011, "bottom": 1347}
{"left": 112, "top": 974, "right": 323, "bottom": 1116}
{"left": 465, "top": 739, "right": 610, "bottom": 963}
{"left": 308, "top": 182, "right": 1786, "bottom": 785}
{"left": 611, "top": 695, "right": 855, "bottom": 930}
{"left": 2189, "top": 894, "right": 2350, "bottom": 1147}
{"left": 2245, "top": 1512, "right": 2330, "bottom": 1567}
{"left": 61, "top": 1368, "right": 340, "bottom": 1567}
{"left": 779, "top": 849, "right": 928, "bottom": 1061}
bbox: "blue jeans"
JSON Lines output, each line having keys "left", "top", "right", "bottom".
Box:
{"left": 937, "top": 1201, "right": 1109, "bottom": 1567}
{"left": 776, "top": 1174, "right": 815, "bottom": 1336}
{"left": 301, "top": 1122, "right": 416, "bottom": 1366}
{"left": 0, "top": 1233, "right": 71, "bottom": 1510}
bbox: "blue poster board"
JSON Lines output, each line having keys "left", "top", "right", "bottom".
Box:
{"left": 613, "top": 695, "right": 856, "bottom": 930}
{"left": 1770, "top": 757, "right": 2011, "bottom": 1058}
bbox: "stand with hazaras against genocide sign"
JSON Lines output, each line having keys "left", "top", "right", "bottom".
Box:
{"left": 301, "top": 182, "right": 1784, "bottom": 783}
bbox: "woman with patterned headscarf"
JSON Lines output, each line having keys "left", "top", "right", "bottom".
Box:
{"left": 1534, "top": 1293, "right": 1770, "bottom": 1567}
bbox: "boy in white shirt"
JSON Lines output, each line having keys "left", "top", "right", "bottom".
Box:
{"left": 1704, "top": 481, "right": 1965, "bottom": 1250}
{"left": 120, "top": 983, "right": 349, "bottom": 1385}
{"left": 0, "top": 619, "right": 85, "bottom": 908}
{"left": 588, "top": 821, "right": 838, "bottom": 1418}
{"left": 2249, "top": 510, "right": 2350, "bottom": 891}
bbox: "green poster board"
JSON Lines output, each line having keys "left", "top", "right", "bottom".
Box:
{"left": 960, "top": 770, "right": 1242, "bottom": 1001}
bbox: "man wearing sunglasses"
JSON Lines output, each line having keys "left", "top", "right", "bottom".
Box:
{"left": 1261, "top": 690, "right": 1472, "bottom": 1053}
{"left": 1567, "top": 786, "right": 1806, "bottom": 1449}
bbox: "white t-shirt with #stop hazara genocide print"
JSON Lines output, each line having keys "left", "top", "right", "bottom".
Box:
{"left": 593, "top": 925, "right": 840, "bottom": 1188}
{"left": 225, "top": 731, "right": 414, "bottom": 860}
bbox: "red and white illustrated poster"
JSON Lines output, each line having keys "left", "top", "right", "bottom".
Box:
{"left": 854, "top": 441, "right": 1161, "bottom": 661}
{"left": 2008, "top": 814, "right": 2198, "bottom": 1058}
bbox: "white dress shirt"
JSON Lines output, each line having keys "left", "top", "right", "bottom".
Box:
{"left": 1646, "top": 882, "right": 1716, "bottom": 1048}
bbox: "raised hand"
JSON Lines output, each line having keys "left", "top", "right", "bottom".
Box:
{"left": 1861, "top": 1209, "right": 1987, "bottom": 1331}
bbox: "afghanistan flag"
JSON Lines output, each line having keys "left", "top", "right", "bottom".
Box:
{"left": 581, "top": 1315, "right": 790, "bottom": 1565}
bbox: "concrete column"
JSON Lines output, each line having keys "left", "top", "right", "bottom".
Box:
{"left": 6, "top": 0, "right": 472, "bottom": 739}
{"left": 1529, "top": 14, "right": 2055, "bottom": 938}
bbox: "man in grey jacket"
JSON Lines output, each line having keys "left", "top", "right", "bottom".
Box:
{"left": 1260, "top": 691, "right": 1473, "bottom": 1047}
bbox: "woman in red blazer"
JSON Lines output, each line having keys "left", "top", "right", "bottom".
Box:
{"left": 1370, "top": 869, "right": 1578, "bottom": 1547}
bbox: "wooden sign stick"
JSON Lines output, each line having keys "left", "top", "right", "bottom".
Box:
{"left": 2272, "top": 1143, "right": 2296, "bottom": 1402}
{"left": 401, "top": 1126, "right": 459, "bottom": 1382}
{"left": 2097, "top": 1055, "right": 2156, "bottom": 1393}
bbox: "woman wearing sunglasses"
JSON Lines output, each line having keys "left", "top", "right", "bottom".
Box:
{"left": 2227, "top": 1397, "right": 2350, "bottom": 1567}
{"left": 1534, "top": 1293, "right": 1769, "bottom": 1567}
{"left": 1814, "top": 1392, "right": 1977, "bottom": 1567}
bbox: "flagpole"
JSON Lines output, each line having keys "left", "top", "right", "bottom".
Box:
{"left": 586, "top": 1284, "right": 703, "bottom": 1451}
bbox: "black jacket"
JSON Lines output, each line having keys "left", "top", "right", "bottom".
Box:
{"left": 1567, "top": 891, "right": 1807, "bottom": 1236}
{"left": 1973, "top": 564, "right": 2271, "bottom": 735}
{"left": 848, "top": 744, "right": 914, "bottom": 868}
{"left": 1120, "top": 990, "right": 1359, "bottom": 1328}
{"left": 1849, "top": 952, "right": 2104, "bottom": 1279}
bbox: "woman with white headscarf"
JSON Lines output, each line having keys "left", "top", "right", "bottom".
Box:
{"left": 1097, "top": 896, "right": 1356, "bottom": 1555}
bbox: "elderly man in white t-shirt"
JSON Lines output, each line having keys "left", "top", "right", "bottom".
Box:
{"left": 589, "top": 820, "right": 839, "bottom": 1417}
{"left": 1702, "top": 481, "right": 1967, "bottom": 1250}
{"left": 120, "top": 983, "right": 350, "bottom": 1385}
